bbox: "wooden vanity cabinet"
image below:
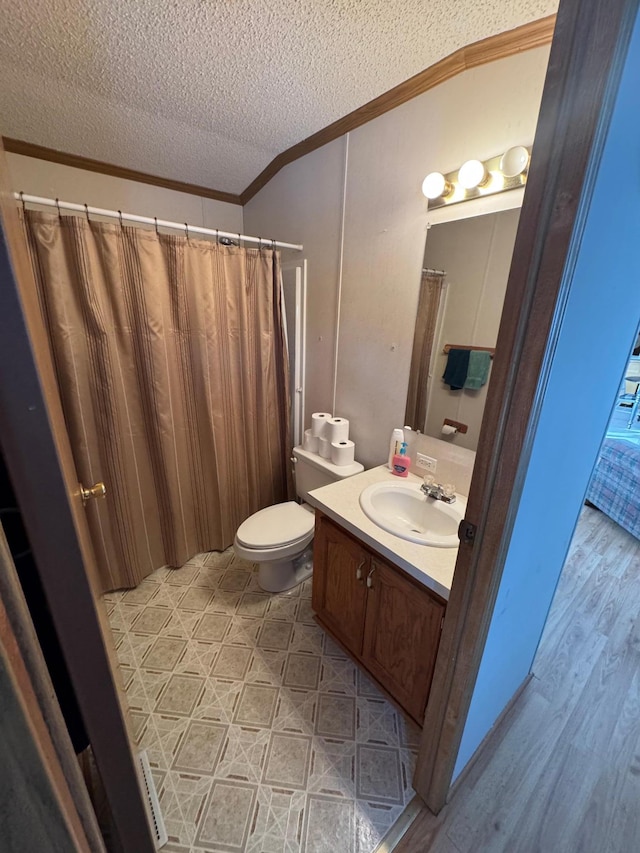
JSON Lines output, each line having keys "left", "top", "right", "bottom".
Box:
{"left": 311, "top": 513, "right": 370, "bottom": 652}
{"left": 312, "top": 512, "right": 446, "bottom": 725}
{"left": 361, "top": 558, "right": 444, "bottom": 722}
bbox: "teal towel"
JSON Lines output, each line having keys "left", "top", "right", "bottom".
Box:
{"left": 464, "top": 350, "right": 492, "bottom": 389}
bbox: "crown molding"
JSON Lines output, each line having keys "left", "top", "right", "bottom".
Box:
{"left": 2, "top": 137, "right": 243, "bottom": 206}
{"left": 3, "top": 15, "right": 556, "bottom": 210}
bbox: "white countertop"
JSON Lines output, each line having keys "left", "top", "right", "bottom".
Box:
{"left": 307, "top": 465, "right": 461, "bottom": 601}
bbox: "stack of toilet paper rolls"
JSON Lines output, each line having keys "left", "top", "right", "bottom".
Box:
{"left": 303, "top": 412, "right": 356, "bottom": 466}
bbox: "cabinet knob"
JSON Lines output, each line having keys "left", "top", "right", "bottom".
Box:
{"left": 366, "top": 566, "right": 376, "bottom": 589}
{"left": 356, "top": 560, "right": 365, "bottom": 582}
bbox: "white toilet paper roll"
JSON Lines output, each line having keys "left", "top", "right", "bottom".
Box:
{"left": 303, "top": 428, "right": 319, "bottom": 453}
{"left": 331, "top": 439, "right": 356, "bottom": 466}
{"left": 441, "top": 424, "right": 458, "bottom": 436}
{"left": 326, "top": 417, "right": 349, "bottom": 444}
{"left": 311, "top": 412, "right": 332, "bottom": 438}
{"left": 318, "top": 435, "right": 332, "bottom": 458}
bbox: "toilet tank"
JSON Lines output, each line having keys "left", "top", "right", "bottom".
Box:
{"left": 292, "top": 446, "right": 364, "bottom": 501}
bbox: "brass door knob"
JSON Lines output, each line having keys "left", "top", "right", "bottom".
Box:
{"left": 80, "top": 482, "right": 107, "bottom": 505}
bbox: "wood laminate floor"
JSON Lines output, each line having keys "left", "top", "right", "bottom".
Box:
{"left": 396, "top": 505, "right": 640, "bottom": 853}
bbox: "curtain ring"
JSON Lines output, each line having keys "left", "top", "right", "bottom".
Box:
{"left": 271, "top": 238, "right": 276, "bottom": 252}
{"left": 117, "top": 210, "right": 124, "bottom": 228}
{"left": 154, "top": 216, "right": 159, "bottom": 235}
{"left": 19, "top": 191, "right": 26, "bottom": 213}
{"left": 55, "top": 198, "right": 62, "bottom": 220}
{"left": 185, "top": 222, "right": 189, "bottom": 241}
{"left": 84, "top": 203, "right": 90, "bottom": 222}
{"left": 237, "top": 232, "right": 242, "bottom": 249}
{"left": 215, "top": 228, "right": 219, "bottom": 246}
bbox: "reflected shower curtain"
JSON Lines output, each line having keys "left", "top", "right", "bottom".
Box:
{"left": 23, "top": 210, "right": 291, "bottom": 592}
{"left": 404, "top": 271, "right": 446, "bottom": 431}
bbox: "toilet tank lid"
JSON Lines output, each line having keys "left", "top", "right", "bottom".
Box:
{"left": 293, "top": 446, "right": 364, "bottom": 478}
{"left": 236, "top": 501, "right": 314, "bottom": 548}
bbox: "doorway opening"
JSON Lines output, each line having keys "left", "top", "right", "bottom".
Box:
{"left": 394, "top": 325, "right": 640, "bottom": 851}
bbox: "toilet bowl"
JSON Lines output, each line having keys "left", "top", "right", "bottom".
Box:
{"left": 233, "top": 445, "right": 364, "bottom": 592}
{"left": 234, "top": 502, "right": 315, "bottom": 593}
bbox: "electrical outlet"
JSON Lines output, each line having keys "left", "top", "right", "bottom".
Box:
{"left": 416, "top": 453, "right": 437, "bottom": 472}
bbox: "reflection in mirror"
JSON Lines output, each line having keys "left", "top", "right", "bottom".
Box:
{"left": 405, "top": 208, "right": 521, "bottom": 451}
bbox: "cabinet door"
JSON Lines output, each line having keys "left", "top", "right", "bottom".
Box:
{"left": 312, "top": 516, "right": 369, "bottom": 655}
{"left": 362, "top": 559, "right": 445, "bottom": 723}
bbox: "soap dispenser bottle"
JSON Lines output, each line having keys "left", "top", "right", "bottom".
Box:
{"left": 388, "top": 428, "right": 404, "bottom": 469}
{"left": 392, "top": 442, "right": 411, "bottom": 477}
{"left": 403, "top": 425, "right": 417, "bottom": 463}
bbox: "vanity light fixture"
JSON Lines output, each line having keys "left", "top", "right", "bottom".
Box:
{"left": 423, "top": 146, "right": 531, "bottom": 210}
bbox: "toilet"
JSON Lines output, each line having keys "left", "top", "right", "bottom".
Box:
{"left": 234, "top": 445, "right": 364, "bottom": 592}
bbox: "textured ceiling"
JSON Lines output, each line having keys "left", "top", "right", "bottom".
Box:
{"left": 0, "top": 0, "right": 557, "bottom": 195}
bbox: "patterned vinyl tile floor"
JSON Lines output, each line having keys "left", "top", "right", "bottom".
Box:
{"left": 104, "top": 548, "right": 419, "bottom": 853}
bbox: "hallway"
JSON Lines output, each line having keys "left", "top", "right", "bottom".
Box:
{"left": 397, "top": 505, "right": 640, "bottom": 852}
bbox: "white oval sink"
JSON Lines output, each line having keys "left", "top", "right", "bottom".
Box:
{"left": 359, "top": 480, "right": 466, "bottom": 547}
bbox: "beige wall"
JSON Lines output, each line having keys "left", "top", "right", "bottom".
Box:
{"left": 244, "top": 46, "right": 550, "bottom": 469}
{"left": 8, "top": 45, "right": 550, "bottom": 472}
{"left": 242, "top": 139, "right": 346, "bottom": 420}
{"left": 6, "top": 152, "right": 243, "bottom": 233}
{"left": 423, "top": 208, "right": 520, "bottom": 451}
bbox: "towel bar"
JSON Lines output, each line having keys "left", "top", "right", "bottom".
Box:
{"left": 443, "top": 344, "right": 495, "bottom": 359}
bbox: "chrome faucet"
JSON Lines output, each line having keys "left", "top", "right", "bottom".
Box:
{"left": 421, "top": 477, "right": 456, "bottom": 504}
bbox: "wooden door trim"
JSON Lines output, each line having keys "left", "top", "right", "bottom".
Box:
{"left": 0, "top": 143, "right": 156, "bottom": 850}
{"left": 0, "top": 522, "right": 105, "bottom": 851}
{"left": 414, "top": 0, "right": 640, "bottom": 812}
{"left": 0, "top": 526, "right": 94, "bottom": 851}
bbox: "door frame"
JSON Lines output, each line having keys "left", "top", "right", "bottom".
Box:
{"left": 0, "top": 144, "right": 156, "bottom": 850}
{"left": 0, "top": 524, "right": 97, "bottom": 851}
{"left": 414, "top": 0, "right": 640, "bottom": 812}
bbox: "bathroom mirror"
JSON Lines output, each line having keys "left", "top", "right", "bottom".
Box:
{"left": 404, "top": 207, "right": 521, "bottom": 451}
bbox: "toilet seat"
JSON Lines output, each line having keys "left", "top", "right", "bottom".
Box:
{"left": 233, "top": 500, "right": 315, "bottom": 591}
{"left": 235, "top": 501, "right": 314, "bottom": 552}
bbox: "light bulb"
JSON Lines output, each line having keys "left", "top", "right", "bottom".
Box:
{"left": 422, "top": 172, "right": 452, "bottom": 200}
{"left": 500, "top": 146, "right": 530, "bottom": 178}
{"left": 458, "top": 159, "right": 488, "bottom": 190}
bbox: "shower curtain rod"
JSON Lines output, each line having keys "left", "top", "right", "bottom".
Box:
{"left": 423, "top": 267, "right": 445, "bottom": 275}
{"left": 14, "top": 192, "right": 304, "bottom": 252}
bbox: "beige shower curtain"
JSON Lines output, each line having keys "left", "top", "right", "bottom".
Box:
{"left": 23, "top": 210, "right": 291, "bottom": 592}
{"left": 404, "top": 271, "right": 446, "bottom": 431}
